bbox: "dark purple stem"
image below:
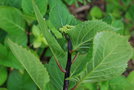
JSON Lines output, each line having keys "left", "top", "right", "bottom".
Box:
{"left": 63, "top": 38, "right": 72, "bottom": 90}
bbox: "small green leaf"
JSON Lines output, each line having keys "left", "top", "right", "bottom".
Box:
{"left": 33, "top": 38, "right": 42, "bottom": 48}
{"left": 0, "top": 66, "right": 7, "bottom": 86}
{"left": 32, "top": 25, "right": 48, "bottom": 48}
{"left": 89, "top": 6, "right": 103, "bottom": 19}
{"left": 7, "top": 70, "right": 37, "bottom": 90}
{"left": 32, "top": 25, "right": 41, "bottom": 37}
{"left": 7, "top": 38, "right": 50, "bottom": 90}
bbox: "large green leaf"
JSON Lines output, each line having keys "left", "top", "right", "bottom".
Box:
{"left": 7, "top": 38, "right": 49, "bottom": 90}
{"left": 22, "top": 0, "right": 48, "bottom": 18}
{"left": 7, "top": 70, "right": 37, "bottom": 90}
{"left": 32, "top": 0, "right": 65, "bottom": 65}
{"left": 49, "top": 1, "right": 80, "bottom": 29}
{"left": 0, "top": 7, "right": 27, "bottom": 45}
{"left": 0, "top": 44, "right": 22, "bottom": 69}
{"left": 0, "top": 66, "right": 7, "bottom": 86}
{"left": 68, "top": 20, "right": 115, "bottom": 51}
{"left": 69, "top": 31, "right": 133, "bottom": 88}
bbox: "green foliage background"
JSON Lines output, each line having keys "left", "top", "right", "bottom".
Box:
{"left": 0, "top": 0, "right": 134, "bottom": 90}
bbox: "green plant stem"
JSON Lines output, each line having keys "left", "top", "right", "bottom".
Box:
{"left": 63, "top": 38, "right": 72, "bottom": 90}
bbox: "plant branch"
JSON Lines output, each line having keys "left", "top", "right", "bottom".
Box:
{"left": 72, "top": 52, "right": 79, "bottom": 64}
{"left": 54, "top": 57, "right": 66, "bottom": 73}
{"left": 63, "top": 38, "right": 72, "bottom": 90}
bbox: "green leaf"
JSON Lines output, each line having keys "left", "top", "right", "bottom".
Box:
{"left": 32, "top": 25, "right": 41, "bottom": 37}
{"left": 99, "top": 81, "right": 109, "bottom": 90}
{"left": 102, "top": 15, "right": 112, "bottom": 24}
{"left": 0, "top": 0, "right": 22, "bottom": 9}
{"left": 48, "top": 0, "right": 64, "bottom": 8}
{"left": 7, "top": 70, "right": 37, "bottom": 90}
{"left": 128, "top": 5, "right": 134, "bottom": 20}
{"left": 46, "top": 57, "right": 65, "bottom": 90}
{"left": 68, "top": 20, "right": 115, "bottom": 51}
{"left": 108, "top": 76, "right": 134, "bottom": 90}
{"left": 112, "top": 20, "right": 124, "bottom": 34}
{"left": 32, "top": 25, "right": 48, "bottom": 48}
{"left": 22, "top": 0, "right": 48, "bottom": 18}
{"left": 7, "top": 38, "right": 50, "bottom": 90}
{"left": 71, "top": 53, "right": 91, "bottom": 77}
{"left": 127, "top": 71, "right": 134, "bottom": 85}
{"left": 46, "top": 56, "right": 75, "bottom": 90}
{"left": 45, "top": 82, "right": 55, "bottom": 90}
{"left": 0, "top": 88, "right": 8, "bottom": 90}
{"left": 0, "top": 44, "right": 23, "bottom": 69}
{"left": 0, "top": 6, "right": 27, "bottom": 45}
{"left": 46, "top": 20, "right": 63, "bottom": 38}
{"left": 32, "top": 0, "right": 65, "bottom": 65}
{"left": 82, "top": 83, "right": 97, "bottom": 90}
{"left": 89, "top": 6, "right": 103, "bottom": 19}
{"left": 70, "top": 31, "right": 133, "bottom": 88}
{"left": 0, "top": 66, "right": 7, "bottom": 86}
{"left": 49, "top": 3, "right": 80, "bottom": 29}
